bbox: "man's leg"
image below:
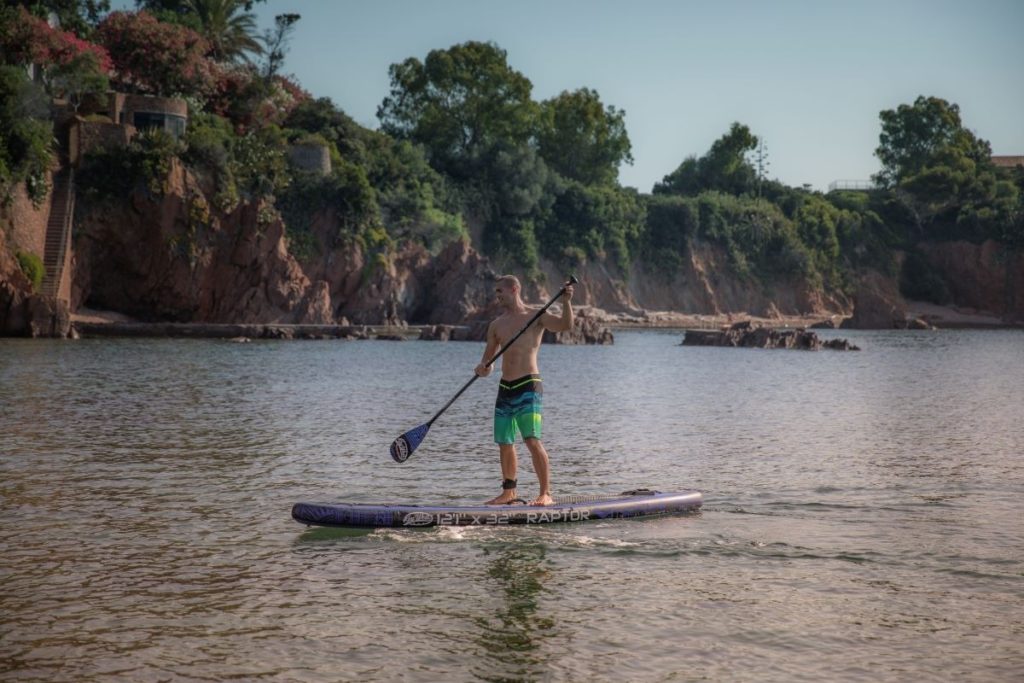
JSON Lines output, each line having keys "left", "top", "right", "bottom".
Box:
{"left": 485, "top": 443, "right": 519, "bottom": 505}
{"left": 524, "top": 437, "right": 553, "bottom": 506}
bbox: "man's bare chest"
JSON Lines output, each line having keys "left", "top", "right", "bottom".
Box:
{"left": 494, "top": 315, "right": 541, "bottom": 347}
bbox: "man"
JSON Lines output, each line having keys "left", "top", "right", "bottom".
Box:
{"left": 475, "top": 275, "right": 574, "bottom": 506}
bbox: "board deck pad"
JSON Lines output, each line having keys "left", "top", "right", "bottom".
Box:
{"left": 292, "top": 489, "right": 702, "bottom": 528}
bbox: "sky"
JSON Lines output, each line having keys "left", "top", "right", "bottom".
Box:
{"left": 119, "top": 0, "right": 1024, "bottom": 193}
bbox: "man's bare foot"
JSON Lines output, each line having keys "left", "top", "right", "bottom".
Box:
{"left": 530, "top": 493, "right": 554, "bottom": 506}
{"left": 485, "top": 490, "right": 519, "bottom": 505}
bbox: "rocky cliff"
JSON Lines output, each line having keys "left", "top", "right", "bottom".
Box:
{"left": 918, "top": 240, "right": 1023, "bottom": 322}
{"left": 841, "top": 242, "right": 1023, "bottom": 329}
{"left": 3, "top": 157, "right": 1021, "bottom": 334}
{"left": 66, "top": 159, "right": 504, "bottom": 328}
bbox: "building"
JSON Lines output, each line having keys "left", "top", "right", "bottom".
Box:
{"left": 991, "top": 155, "right": 1024, "bottom": 169}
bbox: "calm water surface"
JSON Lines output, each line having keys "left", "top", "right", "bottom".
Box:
{"left": 1, "top": 329, "right": 1022, "bottom": 681}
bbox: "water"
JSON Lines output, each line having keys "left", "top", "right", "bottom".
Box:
{"left": 1, "top": 329, "right": 1022, "bottom": 682}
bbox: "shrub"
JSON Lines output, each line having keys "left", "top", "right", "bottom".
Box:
{"left": 0, "top": 66, "right": 54, "bottom": 205}
{"left": 78, "top": 127, "right": 182, "bottom": 201}
{"left": 277, "top": 160, "right": 380, "bottom": 248}
{"left": 539, "top": 180, "right": 644, "bottom": 271}
{"left": 16, "top": 251, "right": 44, "bottom": 291}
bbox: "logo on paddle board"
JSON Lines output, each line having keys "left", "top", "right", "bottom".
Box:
{"left": 402, "top": 511, "right": 435, "bottom": 526}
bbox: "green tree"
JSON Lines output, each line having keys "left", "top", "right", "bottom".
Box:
{"left": 654, "top": 122, "right": 758, "bottom": 197}
{"left": 47, "top": 50, "right": 108, "bottom": 112}
{"left": 539, "top": 180, "right": 645, "bottom": 270}
{"left": 0, "top": 65, "right": 54, "bottom": 204}
{"left": 285, "top": 96, "right": 367, "bottom": 161}
{"left": 873, "top": 95, "right": 990, "bottom": 188}
{"left": 873, "top": 95, "right": 1016, "bottom": 237}
{"left": 536, "top": 87, "right": 632, "bottom": 186}
{"left": 260, "top": 12, "right": 299, "bottom": 80}
{"left": 377, "top": 41, "right": 537, "bottom": 179}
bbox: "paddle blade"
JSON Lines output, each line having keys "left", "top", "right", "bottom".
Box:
{"left": 390, "top": 423, "right": 430, "bottom": 463}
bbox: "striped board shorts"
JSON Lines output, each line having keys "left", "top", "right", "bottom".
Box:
{"left": 494, "top": 374, "right": 543, "bottom": 444}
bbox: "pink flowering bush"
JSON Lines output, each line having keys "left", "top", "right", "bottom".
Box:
{"left": 0, "top": 7, "right": 112, "bottom": 72}
{"left": 96, "top": 11, "right": 215, "bottom": 98}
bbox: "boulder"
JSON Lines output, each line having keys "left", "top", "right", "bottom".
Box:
{"left": 419, "top": 324, "right": 454, "bottom": 341}
{"left": 28, "top": 295, "right": 72, "bottom": 338}
{"left": 682, "top": 321, "right": 858, "bottom": 350}
{"left": 543, "top": 313, "right": 615, "bottom": 345}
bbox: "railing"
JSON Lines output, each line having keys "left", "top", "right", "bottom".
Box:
{"left": 828, "top": 179, "right": 875, "bottom": 192}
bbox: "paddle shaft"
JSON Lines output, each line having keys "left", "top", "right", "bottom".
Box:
{"left": 424, "top": 278, "right": 576, "bottom": 428}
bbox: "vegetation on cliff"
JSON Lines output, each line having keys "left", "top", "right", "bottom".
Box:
{"left": 2, "top": 1, "right": 1022, "bottom": 317}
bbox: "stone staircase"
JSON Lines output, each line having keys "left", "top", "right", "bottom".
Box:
{"left": 40, "top": 167, "right": 75, "bottom": 299}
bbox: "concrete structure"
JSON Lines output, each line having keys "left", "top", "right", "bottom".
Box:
{"left": 287, "top": 143, "right": 332, "bottom": 175}
{"left": 110, "top": 93, "right": 188, "bottom": 139}
{"left": 69, "top": 120, "right": 135, "bottom": 166}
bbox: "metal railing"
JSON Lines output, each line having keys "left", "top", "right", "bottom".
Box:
{"left": 828, "top": 179, "right": 875, "bottom": 192}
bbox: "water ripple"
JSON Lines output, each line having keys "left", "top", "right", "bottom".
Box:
{"left": 2, "top": 330, "right": 1023, "bottom": 681}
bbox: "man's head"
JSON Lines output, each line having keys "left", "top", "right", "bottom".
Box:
{"left": 494, "top": 275, "right": 522, "bottom": 309}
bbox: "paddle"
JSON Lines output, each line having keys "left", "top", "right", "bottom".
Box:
{"left": 390, "top": 275, "right": 578, "bottom": 463}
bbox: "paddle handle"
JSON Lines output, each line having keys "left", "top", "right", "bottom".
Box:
{"left": 426, "top": 275, "right": 577, "bottom": 427}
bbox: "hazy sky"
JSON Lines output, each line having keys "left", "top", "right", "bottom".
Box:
{"left": 120, "top": 0, "right": 1024, "bottom": 192}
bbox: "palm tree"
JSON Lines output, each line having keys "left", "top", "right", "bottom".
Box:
{"left": 185, "top": 0, "right": 263, "bottom": 64}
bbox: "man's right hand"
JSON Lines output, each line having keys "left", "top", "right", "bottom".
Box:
{"left": 475, "top": 363, "right": 492, "bottom": 377}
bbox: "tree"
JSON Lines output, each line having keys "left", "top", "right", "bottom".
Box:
{"left": 183, "top": 0, "right": 262, "bottom": 63}
{"left": 873, "top": 95, "right": 1015, "bottom": 237}
{"left": 654, "top": 122, "right": 758, "bottom": 197}
{"left": 0, "top": 65, "right": 54, "bottom": 204}
{"left": 874, "top": 96, "right": 990, "bottom": 188}
{"left": 539, "top": 180, "right": 645, "bottom": 270}
{"left": 96, "top": 10, "right": 215, "bottom": 96}
{"left": 13, "top": 0, "right": 111, "bottom": 38}
{"left": 536, "top": 87, "right": 632, "bottom": 186}
{"left": 284, "top": 96, "right": 366, "bottom": 160}
{"left": 1, "top": 5, "right": 112, "bottom": 72}
{"left": 377, "top": 41, "right": 537, "bottom": 179}
{"left": 47, "top": 50, "right": 108, "bottom": 111}
{"left": 261, "top": 12, "right": 299, "bottom": 81}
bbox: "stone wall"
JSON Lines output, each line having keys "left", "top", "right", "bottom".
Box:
{"left": 71, "top": 120, "right": 135, "bottom": 164}
{"left": 0, "top": 168, "right": 53, "bottom": 259}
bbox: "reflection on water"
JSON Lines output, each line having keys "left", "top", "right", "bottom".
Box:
{"left": 1, "top": 330, "right": 1023, "bottom": 681}
{"left": 473, "top": 542, "right": 552, "bottom": 682}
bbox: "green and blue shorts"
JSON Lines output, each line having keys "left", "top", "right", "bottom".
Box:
{"left": 494, "top": 374, "right": 543, "bottom": 444}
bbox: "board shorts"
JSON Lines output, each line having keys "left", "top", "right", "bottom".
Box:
{"left": 494, "top": 374, "right": 543, "bottom": 444}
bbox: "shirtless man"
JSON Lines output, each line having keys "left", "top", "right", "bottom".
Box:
{"left": 475, "top": 275, "right": 574, "bottom": 506}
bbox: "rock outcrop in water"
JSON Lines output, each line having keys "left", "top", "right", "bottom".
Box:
{"left": 417, "top": 306, "right": 614, "bottom": 345}
{"left": 682, "top": 321, "right": 859, "bottom": 350}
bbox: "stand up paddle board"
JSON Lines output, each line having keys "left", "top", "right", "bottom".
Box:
{"left": 292, "top": 489, "right": 702, "bottom": 528}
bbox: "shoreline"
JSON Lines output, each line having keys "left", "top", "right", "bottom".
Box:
{"left": 64, "top": 302, "right": 1021, "bottom": 340}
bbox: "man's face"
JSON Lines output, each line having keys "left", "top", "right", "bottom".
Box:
{"left": 495, "top": 283, "right": 516, "bottom": 307}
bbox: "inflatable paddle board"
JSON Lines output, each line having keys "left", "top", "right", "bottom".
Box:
{"left": 292, "top": 488, "right": 702, "bottom": 528}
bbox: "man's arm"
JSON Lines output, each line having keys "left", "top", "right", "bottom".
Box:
{"left": 475, "top": 321, "right": 500, "bottom": 376}
{"left": 541, "top": 285, "right": 574, "bottom": 333}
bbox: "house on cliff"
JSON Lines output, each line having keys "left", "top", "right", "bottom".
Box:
{"left": 991, "top": 155, "right": 1024, "bottom": 170}
{"left": 2, "top": 88, "right": 192, "bottom": 337}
